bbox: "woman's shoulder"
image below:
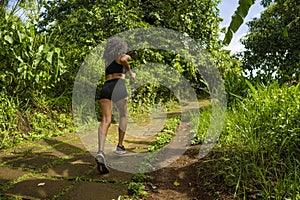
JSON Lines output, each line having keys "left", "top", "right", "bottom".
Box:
{"left": 118, "top": 54, "right": 131, "bottom": 64}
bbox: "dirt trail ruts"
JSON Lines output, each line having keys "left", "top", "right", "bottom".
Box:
{"left": 143, "top": 144, "right": 231, "bottom": 200}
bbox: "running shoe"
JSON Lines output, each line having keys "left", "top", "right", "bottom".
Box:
{"left": 95, "top": 151, "right": 110, "bottom": 174}
{"left": 115, "top": 145, "right": 126, "bottom": 154}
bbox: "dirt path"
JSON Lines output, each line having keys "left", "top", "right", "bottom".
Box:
{"left": 0, "top": 99, "right": 233, "bottom": 199}
{"left": 0, "top": 134, "right": 231, "bottom": 200}
{"left": 143, "top": 144, "right": 231, "bottom": 200}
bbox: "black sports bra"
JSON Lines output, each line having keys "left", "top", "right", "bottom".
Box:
{"left": 105, "top": 61, "right": 125, "bottom": 75}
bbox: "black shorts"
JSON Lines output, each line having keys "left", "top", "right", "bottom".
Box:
{"left": 99, "top": 79, "right": 128, "bottom": 102}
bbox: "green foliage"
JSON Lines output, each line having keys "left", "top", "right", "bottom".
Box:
{"left": 148, "top": 117, "right": 180, "bottom": 152}
{"left": 0, "top": 91, "right": 75, "bottom": 149}
{"left": 39, "top": 0, "right": 148, "bottom": 94}
{"left": 128, "top": 53, "right": 187, "bottom": 108}
{"left": 127, "top": 45, "right": 240, "bottom": 105}
{"left": 214, "top": 82, "right": 300, "bottom": 199}
{"left": 137, "top": 0, "right": 221, "bottom": 45}
{"left": 240, "top": 0, "right": 300, "bottom": 84}
{"left": 208, "top": 44, "right": 242, "bottom": 77}
{"left": 223, "top": 0, "right": 255, "bottom": 45}
{"left": 222, "top": 82, "right": 300, "bottom": 151}
{"left": 0, "top": 92, "right": 20, "bottom": 149}
{"left": 38, "top": 0, "right": 232, "bottom": 99}
{"left": 127, "top": 182, "right": 147, "bottom": 198}
{"left": 26, "top": 109, "right": 74, "bottom": 141}
{"left": 0, "top": 92, "right": 75, "bottom": 149}
{"left": 126, "top": 173, "right": 153, "bottom": 199}
{"left": 0, "top": 2, "right": 74, "bottom": 149}
{"left": 131, "top": 173, "right": 153, "bottom": 183}
{"left": 224, "top": 71, "right": 249, "bottom": 105}
{"left": 40, "top": 0, "right": 222, "bottom": 44}
{"left": 0, "top": 7, "right": 66, "bottom": 100}
{"left": 190, "top": 106, "right": 211, "bottom": 145}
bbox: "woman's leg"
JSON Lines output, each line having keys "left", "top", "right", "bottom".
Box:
{"left": 114, "top": 97, "right": 128, "bottom": 147}
{"left": 98, "top": 98, "right": 113, "bottom": 152}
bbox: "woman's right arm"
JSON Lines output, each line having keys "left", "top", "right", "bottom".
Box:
{"left": 120, "top": 55, "right": 136, "bottom": 80}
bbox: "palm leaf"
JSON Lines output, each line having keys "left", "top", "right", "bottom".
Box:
{"left": 223, "top": 0, "right": 255, "bottom": 45}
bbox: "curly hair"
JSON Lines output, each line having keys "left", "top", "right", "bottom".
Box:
{"left": 103, "top": 37, "right": 128, "bottom": 65}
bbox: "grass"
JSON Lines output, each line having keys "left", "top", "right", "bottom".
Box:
{"left": 193, "top": 82, "right": 300, "bottom": 199}
{"left": 0, "top": 92, "right": 75, "bottom": 150}
{"left": 148, "top": 116, "right": 180, "bottom": 152}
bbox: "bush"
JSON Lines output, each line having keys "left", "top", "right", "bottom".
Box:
{"left": 214, "top": 82, "right": 300, "bottom": 199}
{"left": 0, "top": 91, "right": 75, "bottom": 149}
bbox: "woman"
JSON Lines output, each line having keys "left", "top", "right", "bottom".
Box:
{"left": 95, "top": 37, "right": 136, "bottom": 174}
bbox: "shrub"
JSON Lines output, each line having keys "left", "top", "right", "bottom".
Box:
{"left": 214, "top": 82, "right": 300, "bottom": 199}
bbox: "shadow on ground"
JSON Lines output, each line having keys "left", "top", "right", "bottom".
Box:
{"left": 0, "top": 134, "right": 131, "bottom": 200}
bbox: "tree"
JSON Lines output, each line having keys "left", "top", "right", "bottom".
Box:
{"left": 240, "top": 0, "right": 300, "bottom": 84}
{"left": 136, "top": 0, "right": 221, "bottom": 46}
{"left": 40, "top": 0, "right": 222, "bottom": 47}
{"left": 38, "top": 0, "right": 229, "bottom": 96}
{"left": 38, "top": 0, "right": 146, "bottom": 88}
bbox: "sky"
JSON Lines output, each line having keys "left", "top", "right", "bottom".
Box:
{"left": 218, "top": 0, "right": 265, "bottom": 53}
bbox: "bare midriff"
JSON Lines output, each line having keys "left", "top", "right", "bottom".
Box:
{"left": 106, "top": 73, "right": 125, "bottom": 81}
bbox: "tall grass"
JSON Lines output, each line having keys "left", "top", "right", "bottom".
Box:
{"left": 0, "top": 91, "right": 75, "bottom": 149}
{"left": 222, "top": 82, "right": 300, "bottom": 199}
{"left": 0, "top": 92, "right": 20, "bottom": 148}
{"left": 194, "top": 82, "right": 300, "bottom": 199}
